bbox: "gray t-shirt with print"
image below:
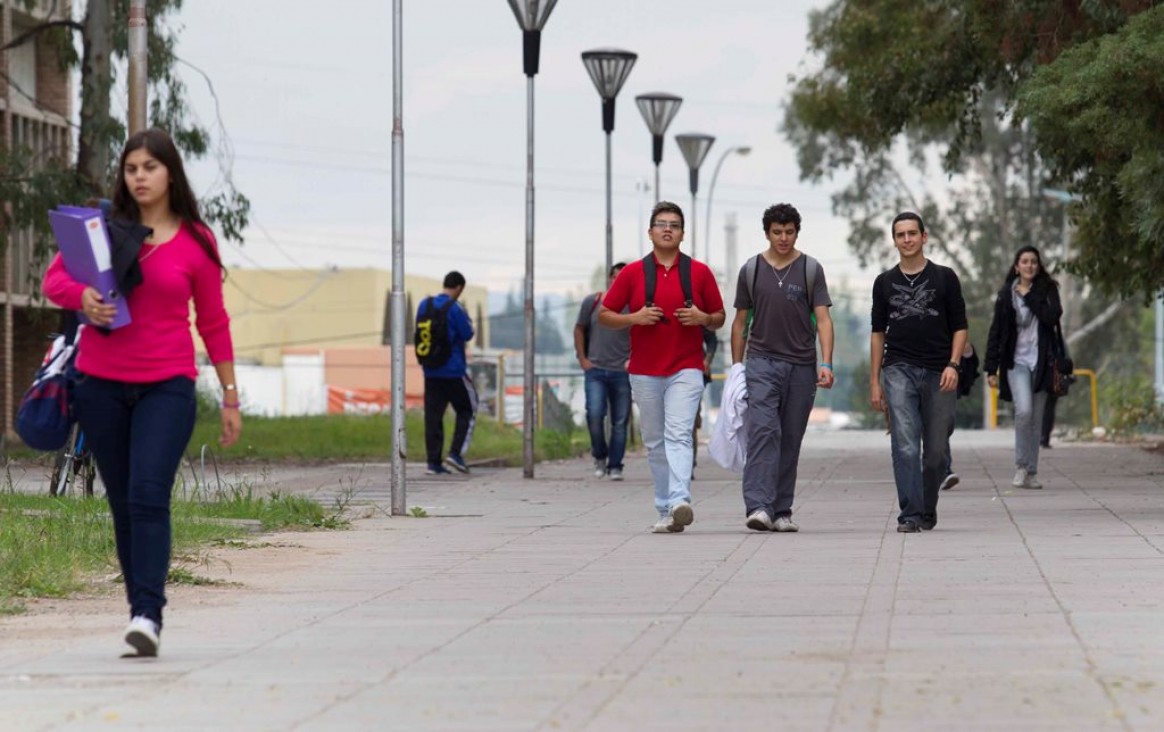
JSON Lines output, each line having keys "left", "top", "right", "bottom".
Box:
{"left": 575, "top": 292, "right": 630, "bottom": 371}
{"left": 734, "top": 253, "right": 831, "bottom": 366}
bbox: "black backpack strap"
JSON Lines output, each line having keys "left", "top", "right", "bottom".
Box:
{"left": 678, "top": 252, "right": 693, "bottom": 307}
{"left": 642, "top": 253, "right": 657, "bottom": 306}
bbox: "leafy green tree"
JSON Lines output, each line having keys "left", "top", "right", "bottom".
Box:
{"left": 2, "top": 0, "right": 249, "bottom": 280}
{"left": 784, "top": 0, "right": 1158, "bottom": 299}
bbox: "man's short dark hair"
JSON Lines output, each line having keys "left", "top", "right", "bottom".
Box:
{"left": 650, "top": 201, "right": 684, "bottom": 230}
{"left": 609, "top": 262, "right": 626, "bottom": 279}
{"left": 443, "top": 271, "right": 466, "bottom": 289}
{"left": 762, "top": 203, "right": 801, "bottom": 233}
{"left": 891, "top": 211, "right": 926, "bottom": 235}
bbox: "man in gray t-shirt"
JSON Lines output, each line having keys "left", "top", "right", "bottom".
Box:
{"left": 574, "top": 263, "right": 632, "bottom": 480}
{"left": 729, "top": 204, "right": 835, "bottom": 533}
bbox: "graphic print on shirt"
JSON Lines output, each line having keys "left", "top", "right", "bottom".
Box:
{"left": 784, "top": 282, "right": 808, "bottom": 308}
{"left": 889, "top": 279, "right": 938, "bottom": 320}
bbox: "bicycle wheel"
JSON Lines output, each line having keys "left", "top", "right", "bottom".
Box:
{"left": 50, "top": 423, "right": 81, "bottom": 496}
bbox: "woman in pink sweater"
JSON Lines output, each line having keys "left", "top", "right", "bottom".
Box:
{"left": 43, "top": 128, "right": 241, "bottom": 658}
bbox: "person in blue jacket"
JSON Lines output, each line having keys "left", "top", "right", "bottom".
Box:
{"left": 419, "top": 271, "right": 477, "bottom": 474}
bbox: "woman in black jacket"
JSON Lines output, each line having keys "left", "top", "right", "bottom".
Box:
{"left": 984, "top": 246, "right": 1063, "bottom": 490}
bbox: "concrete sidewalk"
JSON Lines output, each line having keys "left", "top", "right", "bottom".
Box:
{"left": 3, "top": 430, "right": 1164, "bottom": 731}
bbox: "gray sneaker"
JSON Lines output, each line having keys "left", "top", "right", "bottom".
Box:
{"left": 668, "top": 501, "right": 694, "bottom": 528}
{"left": 1012, "top": 468, "right": 1028, "bottom": 487}
{"left": 773, "top": 516, "right": 799, "bottom": 533}
{"left": 940, "top": 472, "right": 960, "bottom": 491}
{"left": 746, "top": 509, "right": 774, "bottom": 532}
{"left": 652, "top": 516, "right": 683, "bottom": 533}
{"left": 608, "top": 468, "right": 623, "bottom": 481}
{"left": 593, "top": 458, "right": 606, "bottom": 478}
{"left": 1023, "top": 473, "right": 1043, "bottom": 489}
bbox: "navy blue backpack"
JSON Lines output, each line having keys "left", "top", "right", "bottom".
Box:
{"left": 17, "top": 323, "right": 82, "bottom": 451}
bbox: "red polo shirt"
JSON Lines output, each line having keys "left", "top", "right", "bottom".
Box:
{"left": 602, "top": 254, "right": 724, "bottom": 377}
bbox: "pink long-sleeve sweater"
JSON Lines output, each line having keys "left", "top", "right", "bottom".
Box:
{"left": 42, "top": 223, "right": 234, "bottom": 383}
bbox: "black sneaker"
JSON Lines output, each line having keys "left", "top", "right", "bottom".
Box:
{"left": 444, "top": 454, "right": 470, "bottom": 474}
{"left": 426, "top": 464, "right": 452, "bottom": 475}
{"left": 897, "top": 520, "right": 921, "bottom": 533}
{"left": 920, "top": 514, "right": 937, "bottom": 531}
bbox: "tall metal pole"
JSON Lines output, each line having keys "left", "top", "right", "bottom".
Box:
{"left": 389, "top": 0, "right": 407, "bottom": 514}
{"left": 522, "top": 73, "right": 536, "bottom": 477}
{"left": 127, "top": 0, "right": 147, "bottom": 134}
{"left": 2, "top": 3, "right": 13, "bottom": 440}
{"left": 690, "top": 192, "right": 698, "bottom": 260}
{"left": 703, "top": 146, "right": 750, "bottom": 275}
{"left": 508, "top": 2, "right": 559, "bottom": 478}
{"left": 605, "top": 130, "right": 613, "bottom": 277}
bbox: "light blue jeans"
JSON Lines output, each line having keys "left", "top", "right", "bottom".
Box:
{"left": 882, "top": 363, "right": 957, "bottom": 525}
{"left": 630, "top": 369, "right": 705, "bottom": 516}
{"left": 1008, "top": 365, "right": 1046, "bottom": 475}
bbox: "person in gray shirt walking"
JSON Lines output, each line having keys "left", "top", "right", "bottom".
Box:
{"left": 731, "top": 204, "right": 835, "bottom": 533}
{"left": 574, "top": 263, "right": 631, "bottom": 480}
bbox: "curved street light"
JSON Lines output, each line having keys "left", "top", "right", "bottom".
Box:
{"left": 634, "top": 92, "right": 683, "bottom": 203}
{"left": 506, "top": 0, "right": 559, "bottom": 479}
{"left": 674, "top": 133, "right": 716, "bottom": 259}
{"left": 704, "top": 145, "right": 751, "bottom": 275}
{"left": 582, "top": 48, "right": 637, "bottom": 276}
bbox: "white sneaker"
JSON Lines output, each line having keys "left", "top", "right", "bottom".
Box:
{"left": 652, "top": 516, "right": 683, "bottom": 533}
{"left": 746, "top": 509, "right": 774, "bottom": 532}
{"left": 608, "top": 468, "right": 623, "bottom": 481}
{"left": 1023, "top": 473, "right": 1043, "bottom": 489}
{"left": 940, "top": 472, "right": 960, "bottom": 491}
{"left": 124, "top": 616, "right": 160, "bottom": 657}
{"left": 773, "top": 516, "right": 800, "bottom": 533}
{"left": 593, "top": 458, "right": 606, "bottom": 478}
{"left": 1012, "top": 468, "right": 1028, "bottom": 487}
{"left": 669, "top": 501, "right": 694, "bottom": 529}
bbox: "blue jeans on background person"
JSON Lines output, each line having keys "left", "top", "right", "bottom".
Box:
{"left": 73, "top": 374, "right": 197, "bottom": 627}
{"left": 584, "top": 367, "right": 631, "bottom": 472}
{"left": 883, "top": 363, "right": 957, "bottom": 526}
{"left": 1008, "top": 365, "right": 1047, "bottom": 476}
{"left": 630, "top": 369, "right": 705, "bottom": 517}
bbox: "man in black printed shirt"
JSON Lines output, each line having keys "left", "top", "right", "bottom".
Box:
{"left": 869, "top": 212, "right": 968, "bottom": 533}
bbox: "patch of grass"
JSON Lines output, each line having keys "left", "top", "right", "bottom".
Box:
{"left": 187, "top": 408, "right": 587, "bottom": 464}
{"left": 408, "top": 506, "right": 429, "bottom": 518}
{"left": 0, "top": 472, "right": 347, "bottom": 610}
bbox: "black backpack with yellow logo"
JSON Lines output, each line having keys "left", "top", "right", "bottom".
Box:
{"left": 414, "top": 296, "right": 455, "bottom": 367}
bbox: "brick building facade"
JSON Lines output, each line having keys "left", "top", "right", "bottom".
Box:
{"left": 1, "top": 1, "right": 73, "bottom": 445}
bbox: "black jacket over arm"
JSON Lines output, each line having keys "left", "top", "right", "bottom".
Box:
{"left": 984, "top": 279, "right": 1063, "bottom": 402}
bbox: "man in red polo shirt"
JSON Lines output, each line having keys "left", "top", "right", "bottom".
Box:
{"left": 599, "top": 201, "right": 726, "bottom": 533}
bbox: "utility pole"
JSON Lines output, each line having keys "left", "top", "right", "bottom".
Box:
{"left": 3, "top": 3, "right": 13, "bottom": 441}
{"left": 127, "top": 1, "right": 147, "bottom": 134}
{"left": 389, "top": 0, "right": 407, "bottom": 514}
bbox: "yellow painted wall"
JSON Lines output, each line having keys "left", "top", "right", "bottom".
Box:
{"left": 199, "top": 268, "right": 489, "bottom": 366}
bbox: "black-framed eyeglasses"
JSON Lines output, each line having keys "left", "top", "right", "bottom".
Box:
{"left": 651, "top": 221, "right": 683, "bottom": 231}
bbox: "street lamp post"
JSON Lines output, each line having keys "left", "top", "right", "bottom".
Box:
{"left": 389, "top": 0, "right": 406, "bottom": 514}
{"left": 581, "top": 48, "right": 637, "bottom": 276}
{"left": 506, "top": 0, "right": 559, "bottom": 479}
{"left": 674, "top": 133, "right": 716, "bottom": 259}
{"left": 704, "top": 145, "right": 751, "bottom": 275}
{"left": 634, "top": 92, "right": 683, "bottom": 203}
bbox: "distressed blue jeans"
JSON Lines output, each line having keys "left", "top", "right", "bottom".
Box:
{"left": 630, "top": 369, "right": 705, "bottom": 516}
{"left": 882, "top": 363, "right": 957, "bottom": 525}
{"left": 584, "top": 367, "right": 631, "bottom": 471}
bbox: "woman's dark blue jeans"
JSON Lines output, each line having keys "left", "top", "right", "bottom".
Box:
{"left": 73, "top": 374, "right": 196, "bottom": 627}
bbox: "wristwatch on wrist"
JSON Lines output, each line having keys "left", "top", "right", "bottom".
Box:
{"left": 947, "top": 361, "right": 959, "bottom": 370}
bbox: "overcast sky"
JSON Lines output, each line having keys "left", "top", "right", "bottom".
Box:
{"left": 174, "top": 0, "right": 874, "bottom": 304}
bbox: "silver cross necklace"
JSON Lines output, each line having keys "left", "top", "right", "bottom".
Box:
{"left": 770, "top": 259, "right": 794, "bottom": 288}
